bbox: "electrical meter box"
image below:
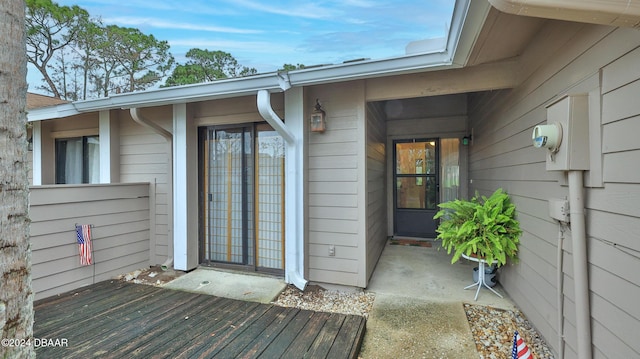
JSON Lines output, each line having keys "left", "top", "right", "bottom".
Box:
{"left": 545, "top": 94, "right": 590, "bottom": 171}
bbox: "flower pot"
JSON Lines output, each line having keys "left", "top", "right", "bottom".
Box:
{"left": 473, "top": 265, "right": 497, "bottom": 287}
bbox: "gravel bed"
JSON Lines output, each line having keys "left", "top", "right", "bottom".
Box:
{"left": 464, "top": 304, "right": 555, "bottom": 359}
{"left": 273, "top": 284, "right": 555, "bottom": 358}
{"left": 272, "top": 284, "right": 376, "bottom": 318}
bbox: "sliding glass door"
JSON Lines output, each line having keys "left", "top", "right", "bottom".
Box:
{"left": 200, "top": 123, "right": 284, "bottom": 272}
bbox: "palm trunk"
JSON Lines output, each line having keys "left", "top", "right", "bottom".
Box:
{"left": 0, "top": 1, "right": 35, "bottom": 358}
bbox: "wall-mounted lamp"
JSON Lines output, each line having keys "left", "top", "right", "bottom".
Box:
{"left": 27, "top": 135, "right": 33, "bottom": 151}
{"left": 462, "top": 135, "right": 471, "bottom": 146}
{"left": 310, "top": 99, "right": 326, "bottom": 133}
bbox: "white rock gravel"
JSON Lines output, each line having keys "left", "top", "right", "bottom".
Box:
{"left": 272, "top": 284, "right": 376, "bottom": 318}
{"left": 464, "top": 304, "right": 554, "bottom": 359}
{"left": 272, "top": 284, "right": 555, "bottom": 358}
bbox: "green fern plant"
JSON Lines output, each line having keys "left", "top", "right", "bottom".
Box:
{"left": 433, "top": 188, "right": 522, "bottom": 267}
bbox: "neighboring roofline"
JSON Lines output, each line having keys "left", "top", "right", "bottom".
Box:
{"left": 28, "top": 0, "right": 482, "bottom": 122}
{"left": 26, "top": 92, "right": 69, "bottom": 110}
{"left": 28, "top": 103, "right": 82, "bottom": 121}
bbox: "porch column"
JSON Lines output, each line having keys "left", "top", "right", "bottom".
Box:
{"left": 172, "top": 103, "right": 198, "bottom": 271}
{"left": 99, "top": 110, "right": 119, "bottom": 183}
{"left": 32, "top": 121, "right": 42, "bottom": 186}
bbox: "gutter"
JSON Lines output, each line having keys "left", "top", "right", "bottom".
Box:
{"left": 130, "top": 108, "right": 174, "bottom": 271}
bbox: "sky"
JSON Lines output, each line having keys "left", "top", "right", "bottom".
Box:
{"left": 28, "top": 0, "right": 456, "bottom": 90}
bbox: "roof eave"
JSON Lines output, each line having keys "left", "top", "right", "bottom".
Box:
{"left": 28, "top": 103, "right": 81, "bottom": 121}
{"left": 27, "top": 52, "right": 457, "bottom": 122}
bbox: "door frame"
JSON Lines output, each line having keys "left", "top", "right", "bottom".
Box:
{"left": 392, "top": 138, "right": 440, "bottom": 238}
{"left": 198, "top": 123, "right": 285, "bottom": 275}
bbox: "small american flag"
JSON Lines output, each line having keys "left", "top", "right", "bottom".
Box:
{"left": 512, "top": 331, "right": 533, "bottom": 359}
{"left": 76, "top": 224, "right": 93, "bottom": 266}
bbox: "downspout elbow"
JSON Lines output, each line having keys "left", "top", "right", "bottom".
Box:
{"left": 130, "top": 108, "right": 172, "bottom": 140}
{"left": 257, "top": 90, "right": 295, "bottom": 144}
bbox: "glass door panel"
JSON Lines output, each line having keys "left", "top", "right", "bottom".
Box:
{"left": 204, "top": 127, "right": 254, "bottom": 266}
{"left": 255, "top": 124, "right": 285, "bottom": 270}
{"left": 201, "top": 123, "right": 284, "bottom": 273}
{"left": 393, "top": 139, "right": 439, "bottom": 237}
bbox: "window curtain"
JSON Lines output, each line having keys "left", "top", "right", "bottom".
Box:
{"left": 255, "top": 125, "right": 284, "bottom": 270}
{"left": 64, "top": 138, "right": 83, "bottom": 184}
{"left": 208, "top": 129, "right": 253, "bottom": 265}
{"left": 87, "top": 136, "right": 100, "bottom": 184}
{"left": 56, "top": 136, "right": 100, "bottom": 184}
{"left": 440, "top": 138, "right": 460, "bottom": 203}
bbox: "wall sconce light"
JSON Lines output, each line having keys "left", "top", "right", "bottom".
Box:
{"left": 462, "top": 135, "right": 471, "bottom": 146}
{"left": 310, "top": 99, "right": 326, "bottom": 133}
{"left": 27, "top": 135, "right": 33, "bottom": 151}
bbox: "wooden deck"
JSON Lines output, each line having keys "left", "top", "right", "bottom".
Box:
{"left": 34, "top": 281, "right": 366, "bottom": 358}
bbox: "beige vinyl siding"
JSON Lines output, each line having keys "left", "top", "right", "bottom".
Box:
{"left": 307, "top": 81, "right": 367, "bottom": 287}
{"left": 468, "top": 21, "right": 640, "bottom": 359}
{"left": 194, "top": 94, "right": 284, "bottom": 126}
{"left": 365, "top": 102, "right": 387, "bottom": 283}
{"left": 118, "top": 107, "right": 172, "bottom": 265}
{"left": 30, "top": 183, "right": 150, "bottom": 300}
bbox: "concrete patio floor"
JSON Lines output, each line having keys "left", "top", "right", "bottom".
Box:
{"left": 359, "top": 242, "right": 517, "bottom": 358}
{"left": 164, "top": 268, "right": 287, "bottom": 304}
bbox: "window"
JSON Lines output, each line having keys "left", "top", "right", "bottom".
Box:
{"left": 55, "top": 136, "right": 100, "bottom": 184}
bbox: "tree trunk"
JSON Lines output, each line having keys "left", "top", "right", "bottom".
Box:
{"left": 0, "top": 1, "right": 35, "bottom": 358}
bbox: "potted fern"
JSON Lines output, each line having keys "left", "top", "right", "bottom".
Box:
{"left": 433, "top": 188, "right": 522, "bottom": 267}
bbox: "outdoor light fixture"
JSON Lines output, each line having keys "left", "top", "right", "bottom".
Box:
{"left": 462, "top": 135, "right": 471, "bottom": 146}
{"left": 310, "top": 99, "right": 326, "bottom": 133}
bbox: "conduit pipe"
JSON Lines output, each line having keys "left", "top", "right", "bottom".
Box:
{"left": 568, "top": 170, "right": 592, "bottom": 359}
{"left": 556, "top": 224, "right": 566, "bottom": 359}
{"left": 130, "top": 108, "right": 174, "bottom": 271}
{"left": 256, "top": 89, "right": 307, "bottom": 290}
{"left": 488, "top": 0, "right": 640, "bottom": 28}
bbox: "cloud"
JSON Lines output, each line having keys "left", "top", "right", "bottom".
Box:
{"left": 227, "top": 0, "right": 342, "bottom": 20}
{"left": 103, "top": 16, "right": 262, "bottom": 34}
{"left": 169, "top": 39, "right": 295, "bottom": 53}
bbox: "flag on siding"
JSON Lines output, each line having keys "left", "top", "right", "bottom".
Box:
{"left": 76, "top": 224, "right": 93, "bottom": 266}
{"left": 512, "top": 331, "right": 533, "bottom": 359}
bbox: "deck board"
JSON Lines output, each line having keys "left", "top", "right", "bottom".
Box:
{"left": 34, "top": 281, "right": 366, "bottom": 359}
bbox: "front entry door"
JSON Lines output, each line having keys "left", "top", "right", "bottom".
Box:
{"left": 393, "top": 139, "right": 439, "bottom": 237}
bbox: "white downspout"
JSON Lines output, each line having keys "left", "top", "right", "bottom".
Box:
{"left": 130, "top": 108, "right": 174, "bottom": 271}
{"left": 257, "top": 90, "right": 294, "bottom": 144}
{"left": 568, "top": 170, "right": 592, "bottom": 359}
{"left": 257, "top": 88, "right": 307, "bottom": 290}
